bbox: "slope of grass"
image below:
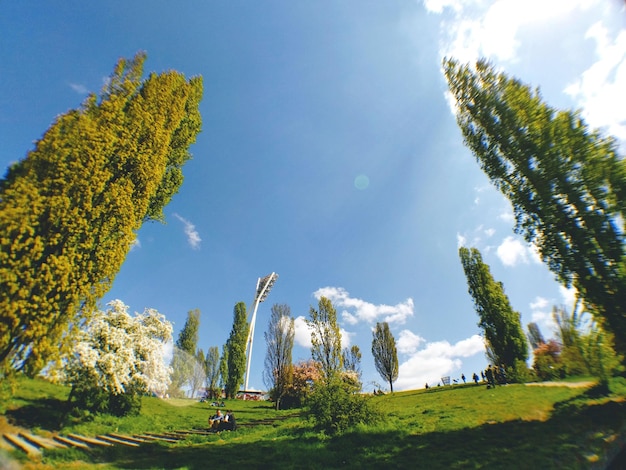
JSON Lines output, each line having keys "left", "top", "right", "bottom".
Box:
{"left": 2, "top": 377, "right": 626, "bottom": 469}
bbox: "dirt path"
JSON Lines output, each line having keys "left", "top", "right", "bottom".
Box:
{"left": 525, "top": 381, "right": 595, "bottom": 388}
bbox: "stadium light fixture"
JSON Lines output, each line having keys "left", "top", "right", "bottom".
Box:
{"left": 244, "top": 272, "right": 278, "bottom": 391}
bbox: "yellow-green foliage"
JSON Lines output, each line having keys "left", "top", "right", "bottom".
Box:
{"left": 0, "top": 53, "right": 203, "bottom": 376}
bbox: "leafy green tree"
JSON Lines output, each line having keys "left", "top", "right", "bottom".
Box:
{"left": 177, "top": 309, "right": 201, "bottom": 355}
{"left": 225, "top": 302, "right": 249, "bottom": 398}
{"left": 282, "top": 360, "right": 321, "bottom": 409}
{"left": 204, "top": 346, "right": 221, "bottom": 399}
{"left": 527, "top": 322, "right": 546, "bottom": 350}
{"left": 553, "top": 303, "right": 622, "bottom": 383}
{"left": 263, "top": 304, "right": 295, "bottom": 410}
{"left": 553, "top": 305, "right": 587, "bottom": 376}
{"left": 169, "top": 309, "right": 201, "bottom": 397}
{"left": 581, "top": 324, "right": 624, "bottom": 384}
{"left": 64, "top": 300, "right": 172, "bottom": 416}
{"left": 342, "top": 345, "right": 362, "bottom": 380}
{"left": 0, "top": 52, "right": 203, "bottom": 376}
{"left": 459, "top": 247, "right": 528, "bottom": 367}
{"left": 533, "top": 340, "right": 563, "bottom": 381}
{"left": 189, "top": 348, "right": 206, "bottom": 399}
{"left": 371, "top": 322, "right": 399, "bottom": 392}
{"left": 306, "top": 373, "right": 376, "bottom": 435}
{"left": 218, "top": 344, "right": 228, "bottom": 394}
{"left": 445, "top": 58, "right": 626, "bottom": 360}
{"left": 306, "top": 296, "right": 343, "bottom": 382}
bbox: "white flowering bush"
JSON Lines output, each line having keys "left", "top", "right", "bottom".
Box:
{"left": 64, "top": 300, "right": 172, "bottom": 416}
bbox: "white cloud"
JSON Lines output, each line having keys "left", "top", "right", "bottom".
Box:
{"left": 292, "top": 315, "right": 353, "bottom": 350}
{"left": 395, "top": 334, "right": 485, "bottom": 391}
{"left": 69, "top": 83, "right": 89, "bottom": 94}
{"left": 498, "top": 208, "right": 515, "bottom": 224}
{"left": 496, "top": 236, "right": 541, "bottom": 267}
{"left": 427, "top": 0, "right": 626, "bottom": 149}
{"left": 396, "top": 330, "right": 425, "bottom": 355}
{"left": 313, "top": 287, "right": 414, "bottom": 325}
{"left": 130, "top": 237, "right": 141, "bottom": 251}
{"left": 173, "top": 213, "right": 201, "bottom": 249}
{"left": 530, "top": 296, "right": 549, "bottom": 311}
{"left": 564, "top": 21, "right": 626, "bottom": 144}
{"left": 529, "top": 296, "right": 555, "bottom": 333}
{"left": 456, "top": 232, "right": 467, "bottom": 248}
{"left": 484, "top": 228, "right": 495, "bottom": 238}
{"left": 425, "top": 0, "right": 600, "bottom": 64}
{"left": 496, "top": 236, "right": 529, "bottom": 266}
{"left": 559, "top": 285, "right": 578, "bottom": 312}
{"left": 293, "top": 316, "right": 311, "bottom": 348}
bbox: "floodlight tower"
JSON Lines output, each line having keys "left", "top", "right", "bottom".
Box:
{"left": 244, "top": 272, "right": 278, "bottom": 391}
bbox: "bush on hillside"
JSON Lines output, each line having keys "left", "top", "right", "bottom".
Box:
{"left": 305, "top": 373, "right": 377, "bottom": 435}
{"left": 281, "top": 360, "right": 320, "bottom": 409}
{"left": 60, "top": 301, "right": 172, "bottom": 417}
{"left": 507, "top": 359, "right": 535, "bottom": 383}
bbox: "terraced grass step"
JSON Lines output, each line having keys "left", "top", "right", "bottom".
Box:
{"left": 66, "top": 433, "right": 114, "bottom": 447}
{"left": 96, "top": 434, "right": 140, "bottom": 447}
{"left": 108, "top": 432, "right": 148, "bottom": 444}
{"left": 3, "top": 433, "right": 42, "bottom": 456}
{"left": 19, "top": 432, "right": 67, "bottom": 450}
{"left": 53, "top": 435, "right": 91, "bottom": 450}
{"left": 135, "top": 433, "right": 180, "bottom": 443}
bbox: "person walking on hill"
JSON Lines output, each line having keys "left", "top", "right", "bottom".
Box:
{"left": 485, "top": 365, "right": 496, "bottom": 388}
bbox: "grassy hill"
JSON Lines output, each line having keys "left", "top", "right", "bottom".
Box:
{"left": 2, "top": 376, "right": 626, "bottom": 469}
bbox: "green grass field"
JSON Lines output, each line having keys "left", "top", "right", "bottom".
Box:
{"left": 2, "top": 376, "right": 626, "bottom": 469}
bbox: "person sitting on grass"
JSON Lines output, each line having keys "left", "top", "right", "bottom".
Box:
{"left": 209, "top": 409, "right": 224, "bottom": 430}
{"left": 217, "top": 410, "right": 237, "bottom": 432}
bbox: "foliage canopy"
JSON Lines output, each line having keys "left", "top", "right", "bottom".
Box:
{"left": 225, "top": 302, "right": 249, "bottom": 398}
{"left": 306, "top": 296, "right": 343, "bottom": 382}
{"left": 263, "top": 303, "right": 295, "bottom": 410}
{"left": 371, "top": 322, "right": 399, "bottom": 392}
{"left": 0, "top": 52, "right": 203, "bottom": 376}
{"left": 459, "top": 247, "right": 528, "bottom": 368}
{"left": 445, "top": 58, "right": 626, "bottom": 359}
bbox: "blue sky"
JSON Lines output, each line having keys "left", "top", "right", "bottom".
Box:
{"left": 1, "top": 1, "right": 625, "bottom": 392}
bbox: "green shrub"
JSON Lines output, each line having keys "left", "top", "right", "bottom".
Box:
{"left": 508, "top": 359, "right": 535, "bottom": 383}
{"left": 305, "top": 375, "right": 377, "bottom": 434}
{"left": 68, "top": 381, "right": 143, "bottom": 418}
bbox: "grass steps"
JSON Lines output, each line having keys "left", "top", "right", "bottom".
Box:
{"left": 66, "top": 432, "right": 114, "bottom": 447}
{"left": 53, "top": 435, "right": 91, "bottom": 450}
{"left": 0, "top": 426, "right": 232, "bottom": 457}
{"left": 96, "top": 434, "right": 140, "bottom": 447}
{"left": 19, "top": 432, "right": 67, "bottom": 450}
{"left": 3, "top": 433, "right": 42, "bottom": 456}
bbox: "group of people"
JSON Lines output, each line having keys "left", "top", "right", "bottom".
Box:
{"left": 482, "top": 364, "right": 507, "bottom": 388}
{"left": 423, "top": 364, "right": 508, "bottom": 390}
{"left": 208, "top": 409, "right": 237, "bottom": 432}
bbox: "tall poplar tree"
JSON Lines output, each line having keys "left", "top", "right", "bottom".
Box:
{"left": 176, "top": 309, "right": 200, "bottom": 355}
{"left": 225, "top": 302, "right": 249, "bottom": 398}
{"left": 204, "top": 346, "right": 221, "bottom": 399}
{"left": 342, "top": 345, "right": 362, "bottom": 378}
{"left": 263, "top": 303, "right": 295, "bottom": 410}
{"left": 170, "top": 309, "right": 201, "bottom": 397}
{"left": 218, "top": 344, "right": 228, "bottom": 394}
{"left": 371, "top": 322, "right": 398, "bottom": 392}
{"left": 306, "top": 296, "right": 342, "bottom": 382}
{"left": 527, "top": 322, "right": 545, "bottom": 351}
{"left": 444, "top": 58, "right": 626, "bottom": 360}
{"left": 459, "top": 247, "right": 528, "bottom": 367}
{"left": 0, "top": 52, "right": 203, "bottom": 376}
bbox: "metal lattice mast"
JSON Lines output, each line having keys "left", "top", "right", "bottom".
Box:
{"left": 244, "top": 272, "right": 278, "bottom": 391}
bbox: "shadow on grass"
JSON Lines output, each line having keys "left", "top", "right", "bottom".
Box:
{"left": 5, "top": 397, "right": 69, "bottom": 431}
{"left": 48, "top": 399, "right": 626, "bottom": 470}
